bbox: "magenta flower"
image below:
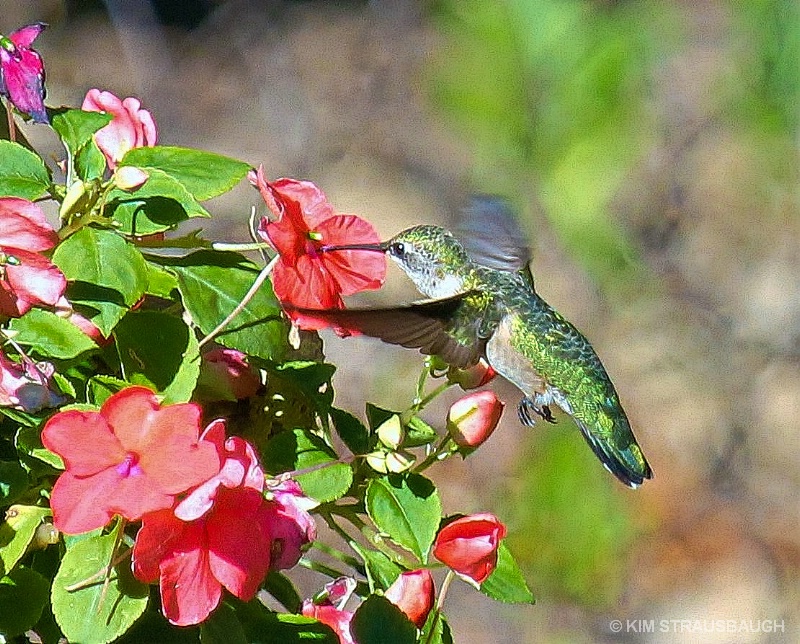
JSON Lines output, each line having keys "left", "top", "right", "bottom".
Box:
{"left": 81, "top": 89, "right": 157, "bottom": 168}
{"left": 0, "top": 197, "right": 66, "bottom": 317}
{"left": 196, "top": 347, "right": 261, "bottom": 402}
{"left": 0, "top": 351, "right": 62, "bottom": 412}
{"left": 0, "top": 23, "right": 48, "bottom": 123}
{"left": 302, "top": 577, "right": 357, "bottom": 644}
{"left": 41, "top": 386, "right": 221, "bottom": 534}
{"left": 264, "top": 478, "right": 317, "bottom": 570}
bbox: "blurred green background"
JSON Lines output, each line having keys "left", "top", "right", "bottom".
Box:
{"left": 6, "top": 0, "right": 799, "bottom": 641}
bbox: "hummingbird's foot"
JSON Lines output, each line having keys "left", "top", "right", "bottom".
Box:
{"left": 517, "top": 397, "right": 558, "bottom": 427}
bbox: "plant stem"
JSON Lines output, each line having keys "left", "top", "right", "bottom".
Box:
{"left": 310, "top": 539, "right": 363, "bottom": 570}
{"left": 198, "top": 253, "right": 280, "bottom": 348}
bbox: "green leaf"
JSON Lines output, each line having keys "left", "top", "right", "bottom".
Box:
{"left": 263, "top": 571, "right": 302, "bottom": 613}
{"left": 480, "top": 542, "right": 535, "bottom": 604}
{"left": 51, "top": 533, "right": 149, "bottom": 644}
{"left": 365, "top": 474, "right": 442, "bottom": 562}
{"left": 0, "top": 566, "right": 50, "bottom": 638}
{"left": 350, "top": 595, "right": 417, "bottom": 644}
{"left": 50, "top": 108, "right": 112, "bottom": 157}
{"left": 366, "top": 403, "right": 395, "bottom": 431}
{"left": 269, "top": 361, "right": 336, "bottom": 419}
{"left": 114, "top": 310, "right": 200, "bottom": 403}
{"left": 0, "top": 461, "right": 29, "bottom": 506}
{"left": 15, "top": 426, "right": 64, "bottom": 470}
{"left": 168, "top": 250, "right": 288, "bottom": 361}
{"left": 53, "top": 227, "right": 149, "bottom": 307}
{"left": 350, "top": 543, "right": 401, "bottom": 592}
{"left": 145, "top": 261, "right": 178, "bottom": 298}
{"left": 420, "top": 611, "right": 454, "bottom": 644}
{"left": 86, "top": 375, "right": 129, "bottom": 406}
{"left": 200, "top": 602, "right": 247, "bottom": 644}
{"left": 404, "top": 415, "right": 437, "bottom": 447}
{"left": 75, "top": 140, "right": 107, "bottom": 181}
{"left": 8, "top": 308, "right": 98, "bottom": 359}
{"left": 222, "top": 597, "right": 337, "bottom": 643}
{"left": 0, "top": 505, "right": 51, "bottom": 575}
{"left": 120, "top": 146, "right": 251, "bottom": 201}
{"left": 0, "top": 140, "right": 50, "bottom": 199}
{"left": 54, "top": 226, "right": 149, "bottom": 335}
{"left": 331, "top": 408, "right": 372, "bottom": 455}
{"left": 261, "top": 429, "right": 352, "bottom": 503}
{"left": 108, "top": 166, "right": 211, "bottom": 234}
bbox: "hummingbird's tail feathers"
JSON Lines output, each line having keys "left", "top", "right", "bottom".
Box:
{"left": 284, "top": 295, "right": 486, "bottom": 369}
{"left": 573, "top": 417, "right": 653, "bottom": 488}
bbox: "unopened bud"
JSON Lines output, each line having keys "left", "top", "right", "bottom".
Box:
{"left": 446, "top": 390, "right": 504, "bottom": 453}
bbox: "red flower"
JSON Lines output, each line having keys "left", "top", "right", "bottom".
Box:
{"left": 0, "top": 351, "right": 62, "bottom": 412}
{"left": 446, "top": 390, "right": 504, "bottom": 453}
{"left": 432, "top": 513, "right": 507, "bottom": 584}
{"left": 82, "top": 89, "right": 157, "bottom": 168}
{"left": 384, "top": 569, "right": 435, "bottom": 628}
{"left": 447, "top": 360, "right": 497, "bottom": 390}
{"left": 134, "top": 422, "right": 316, "bottom": 625}
{"left": 0, "top": 197, "right": 66, "bottom": 317}
{"left": 248, "top": 165, "right": 386, "bottom": 324}
{"left": 133, "top": 486, "right": 273, "bottom": 626}
{"left": 0, "top": 23, "right": 48, "bottom": 123}
{"left": 41, "top": 386, "right": 220, "bottom": 534}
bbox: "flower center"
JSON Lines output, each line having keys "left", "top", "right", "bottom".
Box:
{"left": 304, "top": 231, "right": 324, "bottom": 258}
{"left": 116, "top": 452, "right": 143, "bottom": 478}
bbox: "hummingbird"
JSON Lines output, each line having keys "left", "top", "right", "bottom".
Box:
{"left": 292, "top": 196, "right": 652, "bottom": 488}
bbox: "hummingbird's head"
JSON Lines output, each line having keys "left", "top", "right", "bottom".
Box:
{"left": 321, "top": 225, "right": 472, "bottom": 299}
{"left": 383, "top": 225, "right": 471, "bottom": 298}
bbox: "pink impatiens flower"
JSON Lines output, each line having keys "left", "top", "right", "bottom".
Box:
{"left": 41, "top": 386, "right": 220, "bottom": 534}
{"left": 81, "top": 89, "right": 157, "bottom": 168}
{"left": 0, "top": 197, "right": 66, "bottom": 317}
{"left": 133, "top": 486, "right": 273, "bottom": 626}
{"left": 133, "top": 421, "right": 317, "bottom": 626}
{"left": 0, "top": 23, "right": 48, "bottom": 123}
{"left": 302, "top": 577, "right": 357, "bottom": 644}
{"left": 384, "top": 569, "right": 435, "bottom": 628}
{"left": 196, "top": 347, "right": 261, "bottom": 402}
{"left": 248, "top": 165, "right": 386, "bottom": 324}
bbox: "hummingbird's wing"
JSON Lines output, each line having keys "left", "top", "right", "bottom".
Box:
{"left": 286, "top": 294, "right": 487, "bottom": 369}
{"left": 457, "top": 195, "right": 533, "bottom": 284}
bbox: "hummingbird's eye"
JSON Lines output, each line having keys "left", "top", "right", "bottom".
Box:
{"left": 390, "top": 242, "right": 406, "bottom": 257}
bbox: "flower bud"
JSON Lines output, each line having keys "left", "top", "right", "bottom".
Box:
{"left": 376, "top": 414, "right": 404, "bottom": 449}
{"left": 114, "top": 166, "right": 149, "bottom": 191}
{"left": 432, "top": 513, "right": 507, "bottom": 584}
{"left": 384, "top": 569, "right": 435, "bottom": 628}
{"left": 446, "top": 390, "right": 504, "bottom": 452}
{"left": 446, "top": 360, "right": 497, "bottom": 390}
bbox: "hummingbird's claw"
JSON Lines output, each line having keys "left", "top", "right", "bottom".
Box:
{"left": 517, "top": 397, "right": 557, "bottom": 427}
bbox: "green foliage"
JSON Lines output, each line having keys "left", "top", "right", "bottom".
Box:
{"left": 365, "top": 474, "right": 442, "bottom": 562}
{"left": 503, "top": 425, "right": 637, "bottom": 607}
{"left": 51, "top": 533, "right": 149, "bottom": 644}
{"left": 429, "top": 0, "right": 680, "bottom": 288}
{"left": 0, "top": 140, "right": 51, "bottom": 200}
{"left": 0, "top": 39, "right": 540, "bottom": 644}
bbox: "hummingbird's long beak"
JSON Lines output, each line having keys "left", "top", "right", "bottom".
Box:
{"left": 319, "top": 242, "right": 388, "bottom": 253}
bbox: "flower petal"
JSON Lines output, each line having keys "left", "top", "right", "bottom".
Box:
{"left": 0, "top": 198, "right": 58, "bottom": 251}
{"left": 3, "top": 249, "right": 67, "bottom": 315}
{"left": 48, "top": 469, "right": 121, "bottom": 534}
{"left": 207, "top": 488, "right": 272, "bottom": 600}
{"left": 41, "top": 409, "right": 125, "bottom": 476}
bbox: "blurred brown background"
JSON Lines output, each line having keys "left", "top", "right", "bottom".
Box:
{"left": 6, "top": 0, "right": 799, "bottom": 641}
